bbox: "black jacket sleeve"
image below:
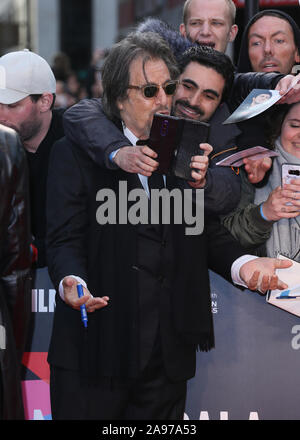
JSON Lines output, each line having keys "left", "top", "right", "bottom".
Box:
{"left": 46, "top": 137, "right": 89, "bottom": 289}
{"left": 63, "top": 98, "right": 128, "bottom": 170}
{"left": 201, "top": 103, "right": 242, "bottom": 214}
{"left": 205, "top": 215, "right": 249, "bottom": 284}
{"left": 229, "top": 72, "right": 284, "bottom": 111}
{"left": 0, "top": 126, "right": 31, "bottom": 388}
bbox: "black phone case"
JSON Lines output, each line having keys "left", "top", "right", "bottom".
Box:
{"left": 147, "top": 114, "right": 183, "bottom": 174}
{"left": 148, "top": 114, "right": 210, "bottom": 180}
{"left": 172, "top": 119, "right": 210, "bottom": 180}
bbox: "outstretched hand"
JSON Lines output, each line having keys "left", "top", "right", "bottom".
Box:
{"left": 243, "top": 156, "right": 272, "bottom": 184}
{"left": 62, "top": 276, "right": 109, "bottom": 313}
{"left": 239, "top": 257, "right": 292, "bottom": 294}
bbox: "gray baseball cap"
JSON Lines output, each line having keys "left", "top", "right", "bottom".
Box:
{"left": 0, "top": 49, "right": 56, "bottom": 104}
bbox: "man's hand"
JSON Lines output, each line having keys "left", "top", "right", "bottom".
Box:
{"left": 239, "top": 258, "right": 292, "bottom": 294}
{"left": 275, "top": 73, "right": 300, "bottom": 104}
{"left": 243, "top": 156, "right": 272, "bottom": 184}
{"left": 62, "top": 276, "right": 109, "bottom": 313}
{"left": 113, "top": 145, "right": 158, "bottom": 176}
{"left": 188, "top": 143, "right": 213, "bottom": 189}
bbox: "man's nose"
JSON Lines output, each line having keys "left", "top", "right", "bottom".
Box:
{"left": 156, "top": 86, "right": 169, "bottom": 106}
{"left": 188, "top": 90, "right": 202, "bottom": 107}
{"left": 199, "top": 21, "right": 211, "bottom": 36}
{"left": 263, "top": 39, "right": 274, "bottom": 55}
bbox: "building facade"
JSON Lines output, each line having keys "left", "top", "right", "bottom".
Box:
{"left": 1, "top": 0, "right": 299, "bottom": 73}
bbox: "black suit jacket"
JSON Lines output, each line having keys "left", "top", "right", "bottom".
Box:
{"left": 46, "top": 134, "right": 246, "bottom": 382}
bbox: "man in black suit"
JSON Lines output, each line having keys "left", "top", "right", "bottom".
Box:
{"left": 46, "top": 32, "right": 291, "bottom": 420}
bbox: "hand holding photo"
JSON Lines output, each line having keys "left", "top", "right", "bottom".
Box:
{"left": 223, "top": 89, "right": 281, "bottom": 124}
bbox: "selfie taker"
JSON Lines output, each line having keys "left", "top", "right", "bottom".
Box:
{"left": 46, "top": 32, "right": 292, "bottom": 420}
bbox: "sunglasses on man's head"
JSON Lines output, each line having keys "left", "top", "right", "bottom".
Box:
{"left": 127, "top": 80, "right": 178, "bottom": 99}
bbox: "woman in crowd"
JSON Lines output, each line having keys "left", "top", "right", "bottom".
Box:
{"left": 222, "top": 101, "right": 300, "bottom": 262}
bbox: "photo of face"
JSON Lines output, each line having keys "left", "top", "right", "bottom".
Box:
{"left": 223, "top": 88, "right": 280, "bottom": 125}
{"left": 250, "top": 92, "right": 272, "bottom": 107}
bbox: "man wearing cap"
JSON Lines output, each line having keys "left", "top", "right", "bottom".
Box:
{"left": 0, "top": 49, "right": 65, "bottom": 268}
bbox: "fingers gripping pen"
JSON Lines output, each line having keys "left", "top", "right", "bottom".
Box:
{"left": 77, "top": 284, "right": 88, "bottom": 328}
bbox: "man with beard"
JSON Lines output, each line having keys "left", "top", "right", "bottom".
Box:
{"left": 0, "top": 49, "right": 64, "bottom": 267}
{"left": 63, "top": 45, "right": 242, "bottom": 214}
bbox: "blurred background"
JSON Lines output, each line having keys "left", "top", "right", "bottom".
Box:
{"left": 1, "top": 0, "right": 299, "bottom": 107}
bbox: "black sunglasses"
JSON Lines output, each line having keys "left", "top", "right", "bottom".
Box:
{"left": 127, "top": 80, "right": 178, "bottom": 99}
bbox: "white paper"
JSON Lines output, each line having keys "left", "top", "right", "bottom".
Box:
{"left": 267, "top": 255, "right": 300, "bottom": 317}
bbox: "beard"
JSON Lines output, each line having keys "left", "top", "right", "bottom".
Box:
{"left": 17, "top": 118, "right": 42, "bottom": 143}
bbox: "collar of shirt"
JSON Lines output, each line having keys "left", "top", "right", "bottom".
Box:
{"left": 123, "top": 124, "right": 165, "bottom": 197}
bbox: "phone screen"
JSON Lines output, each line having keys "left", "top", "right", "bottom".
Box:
{"left": 282, "top": 163, "right": 300, "bottom": 185}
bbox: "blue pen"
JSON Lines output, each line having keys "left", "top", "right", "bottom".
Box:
{"left": 276, "top": 284, "right": 300, "bottom": 300}
{"left": 77, "top": 284, "right": 88, "bottom": 328}
{"left": 276, "top": 295, "right": 299, "bottom": 299}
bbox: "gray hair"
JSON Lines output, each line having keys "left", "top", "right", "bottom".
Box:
{"left": 101, "top": 31, "right": 179, "bottom": 120}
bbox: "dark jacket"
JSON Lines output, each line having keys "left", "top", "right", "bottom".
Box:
{"left": 228, "top": 71, "right": 284, "bottom": 149}
{"left": 62, "top": 68, "right": 283, "bottom": 214}
{"left": 0, "top": 125, "right": 31, "bottom": 419}
{"left": 221, "top": 169, "right": 273, "bottom": 252}
{"left": 46, "top": 128, "right": 245, "bottom": 384}
{"left": 26, "top": 108, "right": 65, "bottom": 268}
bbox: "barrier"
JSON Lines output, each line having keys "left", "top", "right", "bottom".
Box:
{"left": 21, "top": 268, "right": 300, "bottom": 420}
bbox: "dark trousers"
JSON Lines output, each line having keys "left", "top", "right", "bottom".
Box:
{"left": 50, "top": 335, "right": 186, "bottom": 420}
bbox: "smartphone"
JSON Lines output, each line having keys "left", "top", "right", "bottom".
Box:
{"left": 282, "top": 163, "right": 300, "bottom": 206}
{"left": 282, "top": 163, "right": 300, "bottom": 185}
{"left": 173, "top": 118, "right": 210, "bottom": 180}
{"left": 148, "top": 113, "right": 184, "bottom": 174}
{"left": 148, "top": 113, "right": 210, "bottom": 179}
